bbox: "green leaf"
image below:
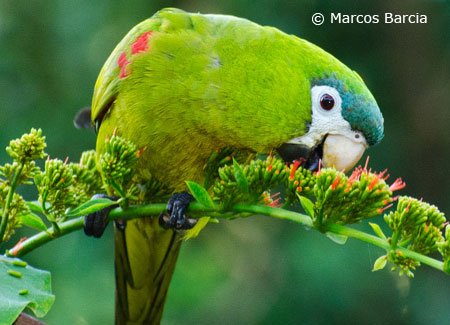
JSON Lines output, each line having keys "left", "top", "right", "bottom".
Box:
{"left": 372, "top": 255, "right": 388, "bottom": 272}
{"left": 368, "top": 222, "right": 387, "bottom": 239}
{"left": 297, "top": 194, "right": 315, "bottom": 218}
{"left": 233, "top": 158, "right": 249, "bottom": 195}
{"left": 186, "top": 181, "right": 215, "bottom": 209}
{"left": 0, "top": 255, "right": 55, "bottom": 324}
{"left": 65, "top": 198, "right": 117, "bottom": 217}
{"left": 20, "top": 213, "right": 47, "bottom": 231}
{"left": 326, "top": 232, "right": 348, "bottom": 245}
{"left": 25, "top": 201, "right": 43, "bottom": 214}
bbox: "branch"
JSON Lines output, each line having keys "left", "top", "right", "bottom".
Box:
{"left": 14, "top": 312, "right": 45, "bottom": 325}
{"left": 325, "top": 223, "right": 444, "bottom": 272}
{"left": 6, "top": 202, "right": 445, "bottom": 273}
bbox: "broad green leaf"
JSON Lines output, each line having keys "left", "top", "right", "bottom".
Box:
{"left": 326, "top": 232, "right": 348, "bottom": 245}
{"left": 25, "top": 201, "right": 43, "bottom": 214}
{"left": 20, "top": 213, "right": 47, "bottom": 231}
{"left": 372, "top": 255, "right": 388, "bottom": 272}
{"left": 233, "top": 158, "right": 249, "bottom": 195}
{"left": 297, "top": 194, "right": 315, "bottom": 218}
{"left": 368, "top": 222, "right": 387, "bottom": 239}
{"left": 0, "top": 255, "right": 55, "bottom": 324}
{"left": 186, "top": 181, "right": 215, "bottom": 209}
{"left": 65, "top": 198, "right": 117, "bottom": 217}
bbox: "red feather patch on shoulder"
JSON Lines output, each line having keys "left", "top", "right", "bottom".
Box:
{"left": 118, "top": 52, "right": 129, "bottom": 68}
{"left": 118, "top": 31, "right": 153, "bottom": 79}
{"left": 118, "top": 51, "right": 130, "bottom": 79}
{"left": 131, "top": 31, "right": 152, "bottom": 55}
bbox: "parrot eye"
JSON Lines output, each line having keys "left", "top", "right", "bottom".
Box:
{"left": 320, "top": 94, "right": 335, "bottom": 111}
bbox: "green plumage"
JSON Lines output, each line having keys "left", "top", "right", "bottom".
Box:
{"left": 92, "top": 8, "right": 383, "bottom": 324}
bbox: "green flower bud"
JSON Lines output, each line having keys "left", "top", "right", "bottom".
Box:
{"left": 6, "top": 128, "right": 46, "bottom": 164}
{"left": 437, "top": 225, "right": 450, "bottom": 274}
{"left": 388, "top": 249, "right": 418, "bottom": 278}
{"left": 98, "top": 134, "right": 138, "bottom": 193}
{"left": 34, "top": 158, "right": 76, "bottom": 221}
{"left": 385, "top": 196, "right": 446, "bottom": 276}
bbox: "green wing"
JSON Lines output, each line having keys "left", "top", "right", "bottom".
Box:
{"left": 92, "top": 8, "right": 199, "bottom": 125}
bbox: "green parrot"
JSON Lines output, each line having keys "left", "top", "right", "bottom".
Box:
{"left": 83, "top": 7, "right": 384, "bottom": 324}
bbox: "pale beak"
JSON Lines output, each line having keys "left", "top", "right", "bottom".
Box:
{"left": 322, "top": 134, "right": 366, "bottom": 172}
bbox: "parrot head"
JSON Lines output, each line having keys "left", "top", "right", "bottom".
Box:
{"left": 277, "top": 71, "right": 384, "bottom": 173}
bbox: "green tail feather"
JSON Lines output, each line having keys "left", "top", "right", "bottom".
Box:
{"left": 114, "top": 217, "right": 181, "bottom": 324}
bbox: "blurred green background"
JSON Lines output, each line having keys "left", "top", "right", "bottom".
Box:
{"left": 1, "top": 0, "right": 450, "bottom": 324}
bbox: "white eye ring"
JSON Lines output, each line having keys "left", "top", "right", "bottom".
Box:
{"left": 311, "top": 86, "right": 342, "bottom": 116}
{"left": 286, "top": 85, "right": 366, "bottom": 150}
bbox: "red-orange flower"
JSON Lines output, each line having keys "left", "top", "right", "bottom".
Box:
{"left": 389, "top": 178, "right": 406, "bottom": 192}
{"left": 289, "top": 159, "right": 302, "bottom": 179}
{"left": 368, "top": 175, "right": 381, "bottom": 191}
{"left": 330, "top": 176, "right": 341, "bottom": 190}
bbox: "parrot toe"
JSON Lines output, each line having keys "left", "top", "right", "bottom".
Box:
{"left": 84, "top": 194, "right": 119, "bottom": 238}
{"left": 159, "top": 192, "right": 197, "bottom": 230}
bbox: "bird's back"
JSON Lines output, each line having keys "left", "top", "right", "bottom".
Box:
{"left": 93, "top": 8, "right": 315, "bottom": 188}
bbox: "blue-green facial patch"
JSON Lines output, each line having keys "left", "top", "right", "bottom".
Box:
{"left": 311, "top": 75, "right": 384, "bottom": 146}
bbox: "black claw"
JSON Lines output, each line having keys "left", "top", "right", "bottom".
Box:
{"left": 159, "top": 192, "right": 197, "bottom": 230}
{"left": 114, "top": 219, "right": 127, "bottom": 231}
{"left": 84, "top": 194, "right": 119, "bottom": 238}
{"left": 176, "top": 207, "right": 186, "bottom": 229}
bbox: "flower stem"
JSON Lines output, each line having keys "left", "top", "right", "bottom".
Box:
{"left": 7, "top": 217, "right": 84, "bottom": 256}
{"left": 325, "top": 223, "right": 444, "bottom": 272}
{"left": 0, "top": 163, "right": 24, "bottom": 244}
{"left": 232, "top": 204, "right": 313, "bottom": 227}
{"left": 4, "top": 202, "right": 446, "bottom": 273}
{"left": 6, "top": 203, "right": 227, "bottom": 257}
{"left": 391, "top": 230, "right": 400, "bottom": 250}
{"left": 110, "top": 180, "right": 126, "bottom": 199}
{"left": 51, "top": 221, "right": 61, "bottom": 234}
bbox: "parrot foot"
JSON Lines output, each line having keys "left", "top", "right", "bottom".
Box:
{"left": 84, "top": 194, "right": 119, "bottom": 238}
{"left": 159, "top": 192, "right": 197, "bottom": 230}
